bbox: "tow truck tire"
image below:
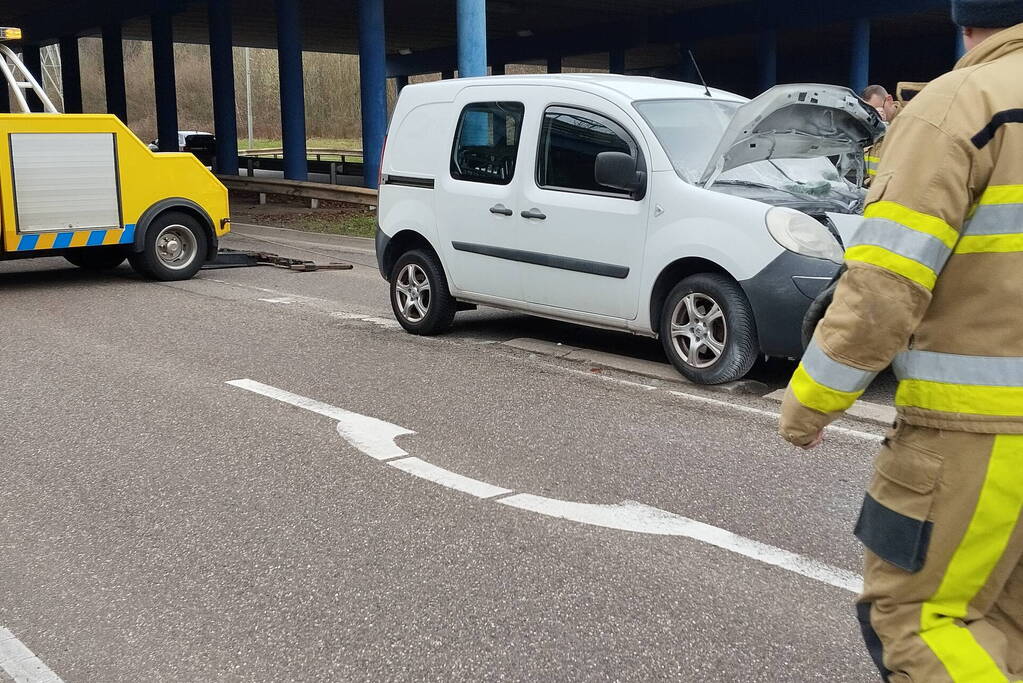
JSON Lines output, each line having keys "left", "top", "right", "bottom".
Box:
{"left": 64, "top": 247, "right": 127, "bottom": 271}
{"left": 129, "top": 211, "right": 208, "bottom": 281}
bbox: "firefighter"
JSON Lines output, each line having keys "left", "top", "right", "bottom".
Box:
{"left": 861, "top": 84, "right": 927, "bottom": 185}
{"left": 779, "top": 2, "right": 1023, "bottom": 680}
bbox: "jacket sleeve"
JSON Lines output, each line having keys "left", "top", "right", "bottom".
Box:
{"left": 779, "top": 111, "right": 978, "bottom": 446}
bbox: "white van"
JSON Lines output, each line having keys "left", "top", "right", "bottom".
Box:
{"left": 375, "top": 75, "right": 883, "bottom": 384}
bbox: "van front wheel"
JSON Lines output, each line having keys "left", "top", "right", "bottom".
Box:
{"left": 660, "top": 274, "right": 759, "bottom": 385}
{"left": 390, "top": 249, "right": 457, "bottom": 335}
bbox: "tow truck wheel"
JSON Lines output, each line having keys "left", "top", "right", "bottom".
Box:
{"left": 129, "top": 211, "right": 208, "bottom": 281}
{"left": 64, "top": 247, "right": 127, "bottom": 271}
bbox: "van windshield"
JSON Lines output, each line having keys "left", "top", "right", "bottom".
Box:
{"left": 634, "top": 98, "right": 861, "bottom": 205}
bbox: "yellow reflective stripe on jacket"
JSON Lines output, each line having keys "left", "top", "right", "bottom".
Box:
{"left": 896, "top": 381, "right": 1023, "bottom": 416}
{"left": 865, "top": 155, "right": 881, "bottom": 177}
{"left": 978, "top": 184, "right": 1023, "bottom": 206}
{"left": 790, "top": 364, "right": 864, "bottom": 414}
{"left": 848, "top": 202, "right": 960, "bottom": 289}
{"left": 845, "top": 245, "right": 938, "bottom": 290}
{"left": 920, "top": 435, "right": 1023, "bottom": 682}
{"left": 864, "top": 201, "right": 960, "bottom": 248}
{"left": 955, "top": 186, "right": 1023, "bottom": 254}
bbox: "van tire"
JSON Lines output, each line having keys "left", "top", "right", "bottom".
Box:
{"left": 64, "top": 247, "right": 127, "bottom": 271}
{"left": 128, "top": 211, "right": 208, "bottom": 281}
{"left": 390, "top": 249, "right": 457, "bottom": 335}
{"left": 659, "top": 274, "right": 759, "bottom": 385}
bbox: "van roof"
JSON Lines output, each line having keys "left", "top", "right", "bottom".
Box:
{"left": 400, "top": 74, "right": 746, "bottom": 106}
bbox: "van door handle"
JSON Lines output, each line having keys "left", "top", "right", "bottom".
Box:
{"left": 520, "top": 208, "right": 547, "bottom": 220}
{"left": 489, "top": 204, "right": 514, "bottom": 216}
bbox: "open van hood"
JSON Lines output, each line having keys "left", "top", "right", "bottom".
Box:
{"left": 699, "top": 84, "right": 885, "bottom": 186}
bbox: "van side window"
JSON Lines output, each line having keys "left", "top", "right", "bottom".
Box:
{"left": 450, "top": 102, "right": 526, "bottom": 185}
{"left": 537, "top": 107, "right": 639, "bottom": 197}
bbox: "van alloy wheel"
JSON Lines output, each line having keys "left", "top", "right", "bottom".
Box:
{"left": 670, "top": 292, "right": 727, "bottom": 368}
{"left": 394, "top": 263, "right": 432, "bottom": 323}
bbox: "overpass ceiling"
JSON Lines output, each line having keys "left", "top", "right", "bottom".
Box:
{"left": 10, "top": 0, "right": 742, "bottom": 51}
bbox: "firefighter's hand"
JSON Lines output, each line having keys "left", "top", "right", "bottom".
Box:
{"left": 800, "top": 431, "right": 825, "bottom": 450}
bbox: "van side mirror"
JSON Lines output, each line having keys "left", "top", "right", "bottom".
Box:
{"left": 595, "top": 151, "right": 646, "bottom": 195}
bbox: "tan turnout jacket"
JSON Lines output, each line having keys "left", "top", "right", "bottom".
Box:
{"left": 781, "top": 24, "right": 1023, "bottom": 444}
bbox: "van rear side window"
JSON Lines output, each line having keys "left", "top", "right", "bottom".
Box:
{"left": 450, "top": 102, "right": 525, "bottom": 185}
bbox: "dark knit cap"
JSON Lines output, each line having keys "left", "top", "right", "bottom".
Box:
{"left": 952, "top": 0, "right": 1023, "bottom": 27}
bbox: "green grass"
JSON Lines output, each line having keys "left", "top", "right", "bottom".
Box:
{"left": 240, "top": 137, "right": 363, "bottom": 151}
{"left": 284, "top": 214, "right": 376, "bottom": 238}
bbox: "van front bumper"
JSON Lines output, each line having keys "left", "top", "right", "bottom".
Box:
{"left": 739, "top": 251, "right": 841, "bottom": 359}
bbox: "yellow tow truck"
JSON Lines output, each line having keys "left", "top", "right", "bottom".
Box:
{"left": 0, "top": 27, "right": 229, "bottom": 280}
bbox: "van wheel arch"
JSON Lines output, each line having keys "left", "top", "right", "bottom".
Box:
{"left": 133, "top": 198, "right": 217, "bottom": 259}
{"left": 382, "top": 230, "right": 443, "bottom": 281}
{"left": 649, "top": 258, "right": 732, "bottom": 335}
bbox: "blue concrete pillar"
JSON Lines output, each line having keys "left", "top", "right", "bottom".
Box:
{"left": 955, "top": 28, "right": 966, "bottom": 60}
{"left": 102, "top": 23, "right": 128, "bottom": 122}
{"left": 850, "top": 18, "right": 870, "bottom": 96}
{"left": 457, "top": 0, "right": 487, "bottom": 78}
{"left": 758, "top": 29, "right": 777, "bottom": 93}
{"left": 395, "top": 75, "right": 409, "bottom": 92}
{"left": 151, "top": 8, "right": 179, "bottom": 152}
{"left": 358, "top": 0, "right": 388, "bottom": 188}
{"left": 20, "top": 44, "right": 43, "bottom": 111}
{"left": 609, "top": 49, "right": 625, "bottom": 75}
{"left": 491, "top": 63, "right": 505, "bottom": 76}
{"left": 547, "top": 55, "right": 561, "bottom": 74}
{"left": 276, "top": 0, "right": 308, "bottom": 181}
{"left": 59, "top": 36, "right": 83, "bottom": 113}
{"left": 208, "top": 0, "right": 239, "bottom": 174}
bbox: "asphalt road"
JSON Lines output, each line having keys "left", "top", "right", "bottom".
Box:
{"left": 0, "top": 226, "right": 891, "bottom": 682}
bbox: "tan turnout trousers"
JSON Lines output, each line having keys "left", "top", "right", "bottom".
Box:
{"left": 857, "top": 422, "right": 1023, "bottom": 682}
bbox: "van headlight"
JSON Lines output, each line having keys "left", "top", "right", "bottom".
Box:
{"left": 765, "top": 207, "right": 844, "bottom": 263}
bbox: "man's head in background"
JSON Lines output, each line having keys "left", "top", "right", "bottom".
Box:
{"left": 860, "top": 85, "right": 899, "bottom": 123}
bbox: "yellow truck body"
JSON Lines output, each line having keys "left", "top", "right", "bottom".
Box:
{"left": 0, "top": 113, "right": 230, "bottom": 279}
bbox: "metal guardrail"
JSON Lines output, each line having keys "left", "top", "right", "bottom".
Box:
{"left": 237, "top": 152, "right": 365, "bottom": 185}
{"left": 217, "top": 174, "right": 379, "bottom": 208}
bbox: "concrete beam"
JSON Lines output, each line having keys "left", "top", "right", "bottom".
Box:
{"left": 358, "top": 0, "right": 387, "bottom": 188}
{"left": 850, "top": 18, "right": 870, "bottom": 95}
{"left": 276, "top": 0, "right": 308, "bottom": 181}
{"left": 151, "top": 7, "right": 179, "bottom": 152}
{"left": 456, "top": 0, "right": 488, "bottom": 78}
{"left": 208, "top": 0, "right": 239, "bottom": 174}
{"left": 102, "top": 22, "right": 128, "bottom": 122}
{"left": 59, "top": 36, "right": 83, "bottom": 113}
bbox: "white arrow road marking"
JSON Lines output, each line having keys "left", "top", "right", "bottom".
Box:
{"left": 227, "top": 379, "right": 412, "bottom": 460}
{"left": 0, "top": 628, "right": 63, "bottom": 683}
{"left": 228, "top": 379, "right": 863, "bottom": 593}
{"left": 498, "top": 495, "right": 862, "bottom": 593}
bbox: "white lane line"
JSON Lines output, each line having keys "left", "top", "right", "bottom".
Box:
{"left": 0, "top": 628, "right": 63, "bottom": 683}
{"left": 228, "top": 380, "right": 864, "bottom": 594}
{"left": 227, "top": 379, "right": 413, "bottom": 460}
{"left": 258, "top": 297, "right": 296, "bottom": 304}
{"left": 667, "top": 391, "right": 883, "bottom": 444}
{"left": 388, "top": 457, "right": 511, "bottom": 499}
{"left": 498, "top": 495, "right": 862, "bottom": 593}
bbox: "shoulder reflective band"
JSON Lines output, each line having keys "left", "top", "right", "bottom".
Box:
{"left": 846, "top": 201, "right": 960, "bottom": 290}
{"left": 866, "top": 155, "right": 881, "bottom": 177}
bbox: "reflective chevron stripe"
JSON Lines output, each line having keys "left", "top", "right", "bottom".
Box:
{"left": 15, "top": 225, "right": 135, "bottom": 251}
